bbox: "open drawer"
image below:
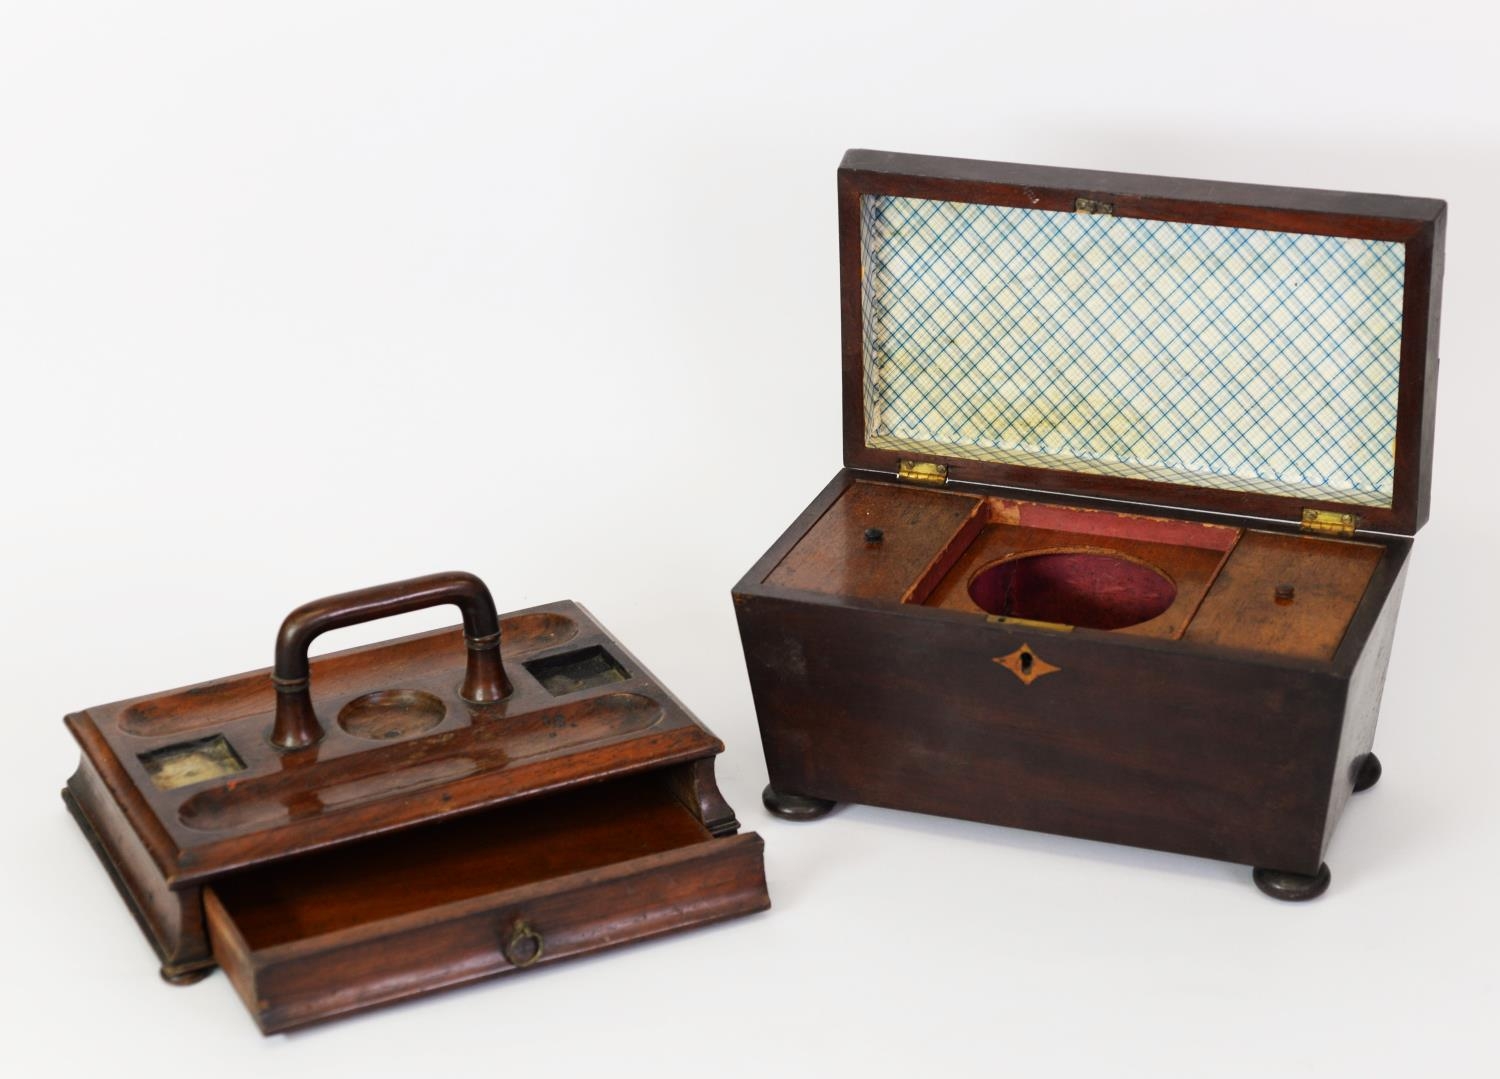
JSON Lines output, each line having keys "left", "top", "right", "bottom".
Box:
{"left": 204, "top": 772, "right": 768, "bottom": 1033}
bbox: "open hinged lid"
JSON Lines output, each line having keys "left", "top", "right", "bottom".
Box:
{"left": 839, "top": 150, "right": 1446, "bottom": 536}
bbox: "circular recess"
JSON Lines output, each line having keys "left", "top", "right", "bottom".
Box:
{"left": 967, "top": 550, "right": 1176, "bottom": 631}
{"left": 338, "top": 689, "right": 446, "bottom": 741}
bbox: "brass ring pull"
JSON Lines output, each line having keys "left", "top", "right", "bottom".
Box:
{"left": 502, "top": 919, "right": 545, "bottom": 968}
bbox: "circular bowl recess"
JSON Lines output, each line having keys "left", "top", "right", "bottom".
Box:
{"left": 338, "top": 689, "right": 447, "bottom": 741}
{"left": 967, "top": 549, "right": 1176, "bottom": 631}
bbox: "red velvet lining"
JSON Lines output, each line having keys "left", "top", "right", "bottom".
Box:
{"left": 990, "top": 498, "right": 1239, "bottom": 552}
{"left": 968, "top": 549, "right": 1178, "bottom": 630}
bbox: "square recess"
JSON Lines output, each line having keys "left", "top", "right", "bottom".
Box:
{"left": 139, "top": 735, "right": 247, "bottom": 791}
{"left": 525, "top": 646, "right": 629, "bottom": 696}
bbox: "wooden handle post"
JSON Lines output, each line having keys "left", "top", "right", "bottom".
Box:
{"left": 270, "top": 571, "right": 511, "bottom": 750}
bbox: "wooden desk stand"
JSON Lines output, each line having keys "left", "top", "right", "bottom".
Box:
{"left": 65, "top": 571, "right": 768, "bottom": 1032}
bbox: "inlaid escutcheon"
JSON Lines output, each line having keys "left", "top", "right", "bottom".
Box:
{"left": 994, "top": 644, "right": 1059, "bottom": 686}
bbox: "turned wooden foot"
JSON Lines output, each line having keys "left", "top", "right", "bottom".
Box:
{"left": 762, "top": 784, "right": 837, "bottom": 821}
{"left": 160, "top": 964, "right": 213, "bottom": 987}
{"left": 1353, "top": 752, "right": 1382, "bottom": 793}
{"left": 1252, "top": 863, "right": 1331, "bottom": 902}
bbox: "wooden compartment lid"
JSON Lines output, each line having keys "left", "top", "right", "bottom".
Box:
{"left": 838, "top": 150, "right": 1446, "bottom": 535}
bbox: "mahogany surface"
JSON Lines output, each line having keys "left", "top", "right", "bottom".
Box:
{"left": 771, "top": 480, "right": 1381, "bottom": 656}
{"left": 207, "top": 833, "right": 767, "bottom": 1034}
{"left": 1184, "top": 531, "right": 1384, "bottom": 660}
{"left": 737, "top": 151, "right": 1438, "bottom": 895}
{"left": 204, "top": 772, "right": 769, "bottom": 1033}
{"left": 736, "top": 471, "right": 1410, "bottom": 882}
{"left": 213, "top": 775, "right": 714, "bottom": 947}
{"left": 269, "top": 570, "right": 513, "bottom": 750}
{"left": 766, "top": 481, "right": 981, "bottom": 599}
{"left": 67, "top": 600, "right": 722, "bottom": 885}
{"left": 837, "top": 150, "right": 1445, "bottom": 537}
{"left": 64, "top": 577, "right": 769, "bottom": 1029}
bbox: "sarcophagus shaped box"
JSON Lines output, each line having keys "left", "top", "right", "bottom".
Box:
{"left": 733, "top": 150, "right": 1444, "bottom": 899}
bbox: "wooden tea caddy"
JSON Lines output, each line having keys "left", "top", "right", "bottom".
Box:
{"left": 64, "top": 571, "right": 768, "bottom": 1032}
{"left": 734, "top": 150, "right": 1445, "bottom": 900}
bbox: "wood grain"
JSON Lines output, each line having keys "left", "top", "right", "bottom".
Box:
{"left": 65, "top": 600, "right": 723, "bottom": 887}
{"left": 766, "top": 479, "right": 981, "bottom": 599}
{"left": 734, "top": 466, "right": 1410, "bottom": 882}
{"left": 736, "top": 586, "right": 1349, "bottom": 875}
{"left": 838, "top": 150, "right": 1445, "bottom": 536}
{"left": 213, "top": 774, "right": 711, "bottom": 948}
{"left": 738, "top": 147, "right": 1434, "bottom": 890}
{"left": 920, "top": 522, "right": 1233, "bottom": 639}
{"left": 63, "top": 589, "right": 768, "bottom": 1025}
{"left": 1184, "top": 531, "right": 1384, "bottom": 660}
{"left": 206, "top": 793, "right": 768, "bottom": 1033}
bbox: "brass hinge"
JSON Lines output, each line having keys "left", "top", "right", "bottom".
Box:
{"left": 1300, "top": 508, "right": 1359, "bottom": 538}
{"left": 1074, "top": 197, "right": 1114, "bottom": 216}
{"left": 986, "top": 614, "right": 1074, "bottom": 633}
{"left": 897, "top": 459, "right": 948, "bottom": 485}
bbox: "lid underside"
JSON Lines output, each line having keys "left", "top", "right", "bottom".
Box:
{"left": 840, "top": 152, "right": 1445, "bottom": 534}
{"left": 863, "top": 195, "right": 1402, "bottom": 507}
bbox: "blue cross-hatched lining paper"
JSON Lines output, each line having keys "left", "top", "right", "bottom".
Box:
{"left": 860, "top": 194, "right": 1406, "bottom": 507}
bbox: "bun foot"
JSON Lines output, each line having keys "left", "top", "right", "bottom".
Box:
{"left": 1353, "top": 752, "right": 1382, "bottom": 793}
{"left": 1253, "top": 863, "right": 1332, "bottom": 902}
{"left": 160, "top": 964, "right": 213, "bottom": 987}
{"left": 762, "top": 784, "right": 836, "bottom": 821}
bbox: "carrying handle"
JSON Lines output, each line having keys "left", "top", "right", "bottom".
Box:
{"left": 270, "top": 571, "right": 512, "bottom": 750}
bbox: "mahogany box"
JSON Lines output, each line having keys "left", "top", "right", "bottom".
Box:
{"left": 733, "top": 150, "right": 1445, "bottom": 900}
{"left": 64, "top": 571, "right": 768, "bottom": 1032}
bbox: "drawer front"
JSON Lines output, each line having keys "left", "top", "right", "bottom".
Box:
{"left": 207, "top": 833, "right": 767, "bottom": 1033}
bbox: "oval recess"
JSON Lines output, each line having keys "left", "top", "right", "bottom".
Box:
{"left": 178, "top": 756, "right": 480, "bottom": 832}
{"left": 505, "top": 692, "right": 664, "bottom": 760}
{"left": 118, "top": 677, "right": 273, "bottom": 738}
{"left": 174, "top": 685, "right": 659, "bottom": 834}
{"left": 178, "top": 791, "right": 290, "bottom": 832}
{"left": 501, "top": 612, "right": 578, "bottom": 653}
{"left": 121, "top": 614, "right": 575, "bottom": 738}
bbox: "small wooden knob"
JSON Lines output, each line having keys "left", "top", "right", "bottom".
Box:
{"left": 1274, "top": 583, "right": 1296, "bottom": 605}
{"left": 864, "top": 527, "right": 884, "bottom": 544}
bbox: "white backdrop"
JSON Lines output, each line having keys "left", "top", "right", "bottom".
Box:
{"left": 3, "top": 2, "right": 1496, "bottom": 1075}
